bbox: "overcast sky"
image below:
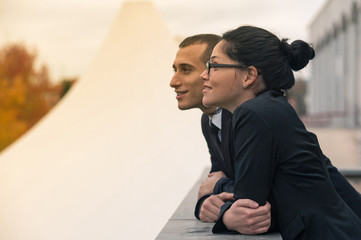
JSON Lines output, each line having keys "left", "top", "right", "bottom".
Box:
{"left": 0, "top": 0, "right": 327, "bottom": 81}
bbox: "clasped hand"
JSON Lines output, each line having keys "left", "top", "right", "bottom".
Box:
{"left": 197, "top": 171, "right": 226, "bottom": 199}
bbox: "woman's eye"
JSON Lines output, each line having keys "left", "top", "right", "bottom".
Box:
{"left": 211, "top": 63, "right": 218, "bottom": 70}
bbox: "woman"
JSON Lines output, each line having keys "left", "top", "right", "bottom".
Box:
{"left": 201, "top": 26, "right": 361, "bottom": 239}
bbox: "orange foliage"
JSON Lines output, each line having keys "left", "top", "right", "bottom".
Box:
{"left": 0, "top": 43, "right": 76, "bottom": 151}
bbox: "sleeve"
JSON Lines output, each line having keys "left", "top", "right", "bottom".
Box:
{"left": 213, "top": 106, "right": 277, "bottom": 234}
{"left": 201, "top": 114, "right": 222, "bottom": 173}
{"left": 194, "top": 194, "right": 212, "bottom": 220}
{"left": 213, "top": 177, "right": 234, "bottom": 194}
{"left": 194, "top": 177, "right": 234, "bottom": 220}
{"left": 195, "top": 115, "right": 223, "bottom": 220}
{"left": 212, "top": 201, "right": 238, "bottom": 234}
{"left": 324, "top": 155, "right": 361, "bottom": 218}
{"left": 232, "top": 106, "right": 276, "bottom": 206}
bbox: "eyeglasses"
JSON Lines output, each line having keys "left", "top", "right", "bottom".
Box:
{"left": 205, "top": 61, "right": 262, "bottom": 75}
{"left": 206, "top": 61, "right": 247, "bottom": 74}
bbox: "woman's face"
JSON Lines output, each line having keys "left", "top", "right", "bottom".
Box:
{"left": 201, "top": 40, "right": 247, "bottom": 113}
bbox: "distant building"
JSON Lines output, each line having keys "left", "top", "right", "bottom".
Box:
{"left": 309, "top": 0, "right": 361, "bottom": 127}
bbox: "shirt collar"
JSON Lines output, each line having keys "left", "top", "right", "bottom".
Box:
{"left": 209, "top": 108, "right": 222, "bottom": 130}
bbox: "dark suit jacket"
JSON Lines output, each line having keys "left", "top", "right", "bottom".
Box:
{"left": 201, "top": 109, "right": 234, "bottom": 179}
{"left": 196, "top": 101, "right": 361, "bottom": 221}
{"left": 213, "top": 90, "right": 361, "bottom": 239}
{"left": 194, "top": 110, "right": 235, "bottom": 219}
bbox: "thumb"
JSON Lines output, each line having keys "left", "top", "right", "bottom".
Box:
{"left": 233, "top": 199, "right": 259, "bottom": 208}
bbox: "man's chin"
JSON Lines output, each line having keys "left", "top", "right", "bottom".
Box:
{"left": 177, "top": 102, "right": 196, "bottom": 111}
{"left": 178, "top": 105, "right": 192, "bottom": 111}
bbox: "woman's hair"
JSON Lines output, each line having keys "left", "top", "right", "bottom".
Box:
{"left": 221, "top": 26, "right": 315, "bottom": 91}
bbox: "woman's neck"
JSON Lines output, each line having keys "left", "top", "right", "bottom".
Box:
{"left": 227, "top": 91, "right": 256, "bottom": 113}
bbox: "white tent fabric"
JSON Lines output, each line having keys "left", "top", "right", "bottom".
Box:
{"left": 0, "top": 1, "right": 209, "bottom": 239}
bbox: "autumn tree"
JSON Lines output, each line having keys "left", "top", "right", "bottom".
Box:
{"left": 0, "top": 43, "right": 76, "bottom": 151}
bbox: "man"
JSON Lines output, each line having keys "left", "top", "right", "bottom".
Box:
{"left": 170, "top": 34, "right": 271, "bottom": 234}
{"left": 169, "top": 34, "right": 361, "bottom": 234}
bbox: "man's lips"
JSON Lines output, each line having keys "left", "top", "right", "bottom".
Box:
{"left": 175, "top": 90, "right": 187, "bottom": 100}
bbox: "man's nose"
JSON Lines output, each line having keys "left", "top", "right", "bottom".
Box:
{"left": 170, "top": 75, "right": 181, "bottom": 88}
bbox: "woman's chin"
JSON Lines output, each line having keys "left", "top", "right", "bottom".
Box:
{"left": 202, "top": 98, "right": 216, "bottom": 108}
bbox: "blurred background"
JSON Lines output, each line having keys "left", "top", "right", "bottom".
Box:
{"left": 1, "top": 0, "right": 360, "bottom": 167}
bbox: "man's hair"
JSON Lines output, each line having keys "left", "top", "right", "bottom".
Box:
{"left": 179, "top": 34, "right": 221, "bottom": 64}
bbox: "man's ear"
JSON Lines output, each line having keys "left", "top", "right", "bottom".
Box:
{"left": 243, "top": 66, "right": 258, "bottom": 88}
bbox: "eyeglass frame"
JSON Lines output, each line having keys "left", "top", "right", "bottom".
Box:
{"left": 205, "top": 61, "right": 262, "bottom": 75}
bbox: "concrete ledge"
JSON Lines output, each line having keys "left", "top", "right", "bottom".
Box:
{"left": 156, "top": 169, "right": 282, "bottom": 239}
{"left": 340, "top": 168, "right": 361, "bottom": 192}
{"left": 339, "top": 168, "right": 361, "bottom": 178}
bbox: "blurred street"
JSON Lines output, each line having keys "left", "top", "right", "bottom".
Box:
{"left": 309, "top": 128, "right": 361, "bottom": 168}
{"left": 308, "top": 127, "right": 361, "bottom": 192}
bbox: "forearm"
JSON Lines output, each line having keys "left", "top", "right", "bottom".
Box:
{"left": 213, "top": 177, "right": 234, "bottom": 194}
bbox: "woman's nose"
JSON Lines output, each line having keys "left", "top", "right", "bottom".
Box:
{"left": 200, "top": 69, "right": 209, "bottom": 81}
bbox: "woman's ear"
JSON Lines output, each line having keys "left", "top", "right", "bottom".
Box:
{"left": 243, "top": 66, "right": 258, "bottom": 88}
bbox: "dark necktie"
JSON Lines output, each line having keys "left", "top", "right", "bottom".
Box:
{"left": 210, "top": 123, "right": 223, "bottom": 162}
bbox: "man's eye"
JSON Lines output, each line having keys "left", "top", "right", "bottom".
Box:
{"left": 182, "top": 68, "right": 191, "bottom": 73}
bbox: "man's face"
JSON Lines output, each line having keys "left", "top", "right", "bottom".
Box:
{"left": 170, "top": 43, "right": 207, "bottom": 111}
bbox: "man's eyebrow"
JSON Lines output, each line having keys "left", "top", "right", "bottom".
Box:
{"left": 210, "top": 56, "right": 219, "bottom": 60}
{"left": 178, "top": 63, "right": 193, "bottom": 68}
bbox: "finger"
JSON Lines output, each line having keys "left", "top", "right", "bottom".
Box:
{"left": 200, "top": 208, "right": 218, "bottom": 222}
{"left": 233, "top": 198, "right": 259, "bottom": 208}
{"left": 256, "top": 217, "right": 271, "bottom": 229}
{"left": 203, "top": 195, "right": 228, "bottom": 216}
{"left": 231, "top": 214, "right": 271, "bottom": 234}
{"left": 245, "top": 225, "right": 270, "bottom": 235}
{"left": 200, "top": 203, "right": 220, "bottom": 221}
{"left": 265, "top": 201, "right": 271, "bottom": 210}
{"left": 232, "top": 204, "right": 271, "bottom": 220}
{"left": 199, "top": 212, "right": 217, "bottom": 223}
{"left": 218, "top": 192, "right": 235, "bottom": 201}
{"left": 251, "top": 213, "right": 271, "bottom": 226}
{"left": 218, "top": 171, "right": 226, "bottom": 178}
{"left": 248, "top": 203, "right": 272, "bottom": 217}
{"left": 247, "top": 218, "right": 271, "bottom": 234}
{"left": 208, "top": 195, "right": 228, "bottom": 209}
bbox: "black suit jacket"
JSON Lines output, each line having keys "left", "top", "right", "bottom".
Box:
{"left": 194, "top": 110, "right": 235, "bottom": 219}
{"left": 196, "top": 104, "right": 361, "bottom": 221}
{"left": 201, "top": 109, "right": 234, "bottom": 179}
{"left": 214, "top": 90, "right": 361, "bottom": 239}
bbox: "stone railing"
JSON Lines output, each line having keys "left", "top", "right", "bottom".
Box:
{"left": 156, "top": 167, "right": 361, "bottom": 239}
{"left": 155, "top": 169, "right": 282, "bottom": 239}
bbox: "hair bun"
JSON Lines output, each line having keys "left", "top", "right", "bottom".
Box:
{"left": 280, "top": 39, "right": 315, "bottom": 71}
